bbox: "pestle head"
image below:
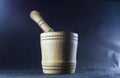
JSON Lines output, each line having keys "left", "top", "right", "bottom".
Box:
{"left": 30, "top": 10, "right": 42, "bottom": 24}
{"left": 30, "top": 10, "right": 54, "bottom": 32}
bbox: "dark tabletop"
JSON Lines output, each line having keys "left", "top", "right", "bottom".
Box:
{"left": 0, "top": 61, "right": 120, "bottom": 78}
{"left": 0, "top": 69, "right": 120, "bottom": 78}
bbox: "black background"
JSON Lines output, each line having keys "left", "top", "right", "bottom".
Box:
{"left": 0, "top": 0, "right": 120, "bottom": 71}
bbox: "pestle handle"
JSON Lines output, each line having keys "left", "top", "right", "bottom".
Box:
{"left": 30, "top": 10, "right": 54, "bottom": 32}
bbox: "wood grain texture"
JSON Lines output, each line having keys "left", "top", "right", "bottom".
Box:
{"left": 40, "top": 32, "right": 78, "bottom": 74}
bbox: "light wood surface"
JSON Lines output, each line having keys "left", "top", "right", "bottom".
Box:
{"left": 30, "top": 10, "right": 54, "bottom": 32}
{"left": 40, "top": 32, "right": 78, "bottom": 74}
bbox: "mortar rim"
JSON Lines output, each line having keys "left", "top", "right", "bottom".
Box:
{"left": 40, "top": 31, "right": 78, "bottom": 37}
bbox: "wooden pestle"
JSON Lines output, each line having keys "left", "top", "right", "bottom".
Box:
{"left": 30, "top": 10, "right": 54, "bottom": 32}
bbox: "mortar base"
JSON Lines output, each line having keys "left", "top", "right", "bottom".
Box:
{"left": 43, "top": 69, "right": 75, "bottom": 74}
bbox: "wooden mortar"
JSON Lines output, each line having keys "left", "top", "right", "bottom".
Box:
{"left": 30, "top": 10, "right": 78, "bottom": 74}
